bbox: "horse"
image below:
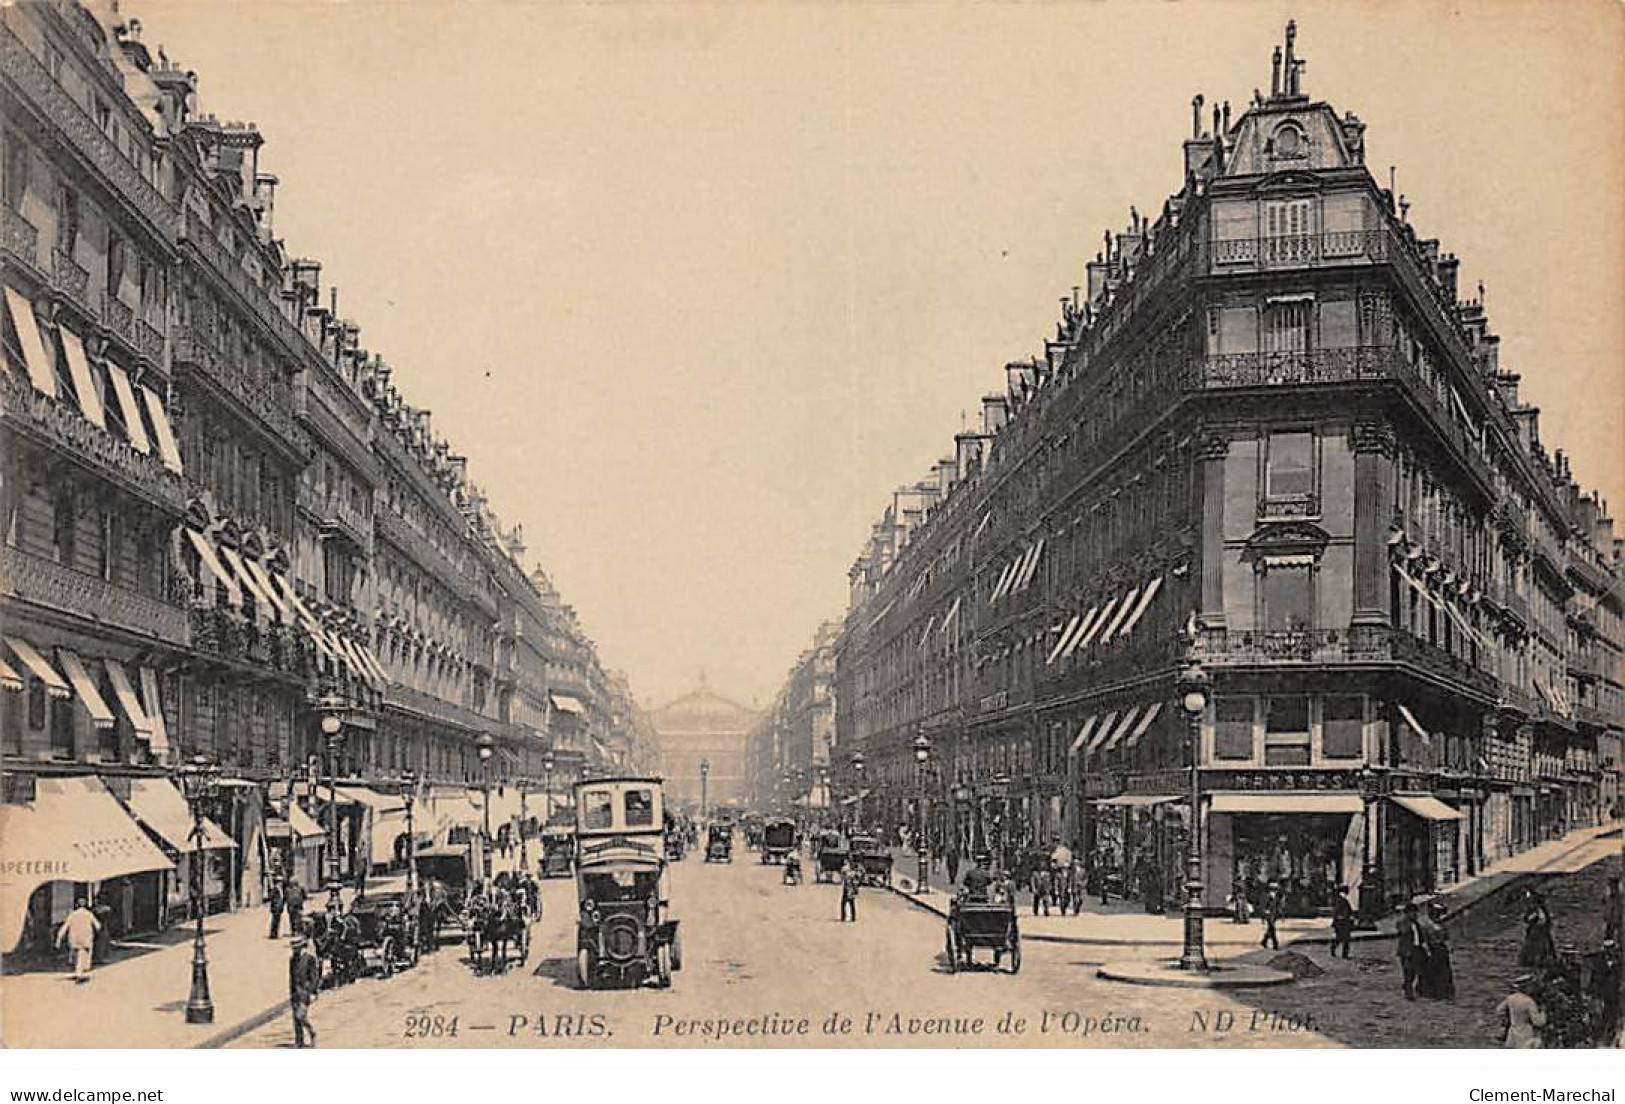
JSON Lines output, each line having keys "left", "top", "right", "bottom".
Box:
{"left": 466, "top": 892, "right": 523, "bottom": 974}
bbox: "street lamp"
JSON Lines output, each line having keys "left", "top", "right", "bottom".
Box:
{"left": 401, "top": 769, "right": 418, "bottom": 896}
{"left": 913, "top": 733, "right": 932, "bottom": 894}
{"left": 991, "top": 772, "right": 1011, "bottom": 870}
{"left": 518, "top": 777, "right": 530, "bottom": 873}
{"left": 317, "top": 692, "right": 346, "bottom": 909}
{"left": 851, "top": 751, "right": 866, "bottom": 832}
{"left": 476, "top": 732, "right": 495, "bottom": 853}
{"left": 1177, "top": 657, "right": 1210, "bottom": 973}
{"left": 175, "top": 755, "right": 220, "bottom": 1025}
{"left": 543, "top": 749, "right": 555, "bottom": 826}
{"left": 699, "top": 758, "right": 710, "bottom": 820}
{"left": 1357, "top": 763, "right": 1383, "bottom": 929}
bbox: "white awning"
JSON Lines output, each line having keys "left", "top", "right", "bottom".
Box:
{"left": 216, "top": 544, "right": 274, "bottom": 614}
{"left": 354, "top": 639, "right": 389, "bottom": 686}
{"left": 4, "top": 637, "right": 68, "bottom": 698}
{"left": 3, "top": 285, "right": 55, "bottom": 397}
{"left": 270, "top": 573, "right": 337, "bottom": 661}
{"left": 1014, "top": 538, "right": 1045, "bottom": 593}
{"left": 939, "top": 596, "right": 961, "bottom": 635}
{"left": 1209, "top": 793, "right": 1364, "bottom": 814}
{"left": 1101, "top": 705, "right": 1143, "bottom": 753}
{"left": 335, "top": 785, "right": 407, "bottom": 815}
{"left": 238, "top": 556, "right": 293, "bottom": 622}
{"left": 287, "top": 803, "right": 327, "bottom": 842}
{"left": 138, "top": 666, "right": 170, "bottom": 757}
{"left": 1396, "top": 703, "right": 1431, "bottom": 744}
{"left": 0, "top": 652, "right": 21, "bottom": 692}
{"left": 1069, "top": 714, "right": 1100, "bottom": 754}
{"left": 57, "top": 649, "right": 114, "bottom": 730}
{"left": 103, "top": 658, "right": 151, "bottom": 741}
{"left": 0, "top": 777, "right": 174, "bottom": 953}
{"left": 1098, "top": 585, "right": 1141, "bottom": 644}
{"left": 1391, "top": 794, "right": 1466, "bottom": 822}
{"left": 990, "top": 555, "right": 1018, "bottom": 603}
{"left": 1086, "top": 709, "right": 1120, "bottom": 753}
{"left": 1123, "top": 702, "right": 1163, "bottom": 749}
{"left": 1061, "top": 605, "right": 1100, "bottom": 660}
{"left": 59, "top": 326, "right": 104, "bottom": 429}
{"left": 140, "top": 384, "right": 183, "bottom": 473}
{"left": 1078, "top": 594, "right": 1120, "bottom": 650}
{"left": 1094, "top": 794, "right": 1180, "bottom": 807}
{"left": 126, "top": 778, "right": 236, "bottom": 853}
{"left": 551, "top": 692, "right": 585, "bottom": 715}
{"left": 184, "top": 529, "right": 242, "bottom": 607}
{"left": 1118, "top": 576, "right": 1164, "bottom": 639}
{"left": 1047, "top": 613, "right": 1082, "bottom": 665}
{"left": 104, "top": 363, "right": 150, "bottom": 454}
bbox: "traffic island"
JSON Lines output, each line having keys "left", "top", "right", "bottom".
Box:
{"left": 1097, "top": 958, "right": 1296, "bottom": 988}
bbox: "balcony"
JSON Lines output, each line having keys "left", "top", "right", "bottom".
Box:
{"left": 1567, "top": 650, "right": 1602, "bottom": 683}
{"left": 0, "top": 27, "right": 176, "bottom": 239}
{"left": 1188, "top": 345, "right": 1398, "bottom": 390}
{"left": 1207, "top": 229, "right": 1388, "bottom": 272}
{"left": 101, "top": 290, "right": 135, "bottom": 341}
{"left": 171, "top": 327, "right": 310, "bottom": 457}
{"left": 51, "top": 247, "right": 90, "bottom": 311}
{"left": 1196, "top": 624, "right": 1500, "bottom": 698}
{"left": 1573, "top": 701, "right": 1613, "bottom": 730}
{"left": 305, "top": 490, "right": 372, "bottom": 552}
{"left": 2, "top": 207, "right": 40, "bottom": 270}
{"left": 1, "top": 544, "right": 188, "bottom": 646}
{"left": 188, "top": 604, "right": 308, "bottom": 678}
{"left": 134, "top": 317, "right": 164, "bottom": 363}
{"left": 374, "top": 509, "right": 498, "bottom": 620}
{"left": 0, "top": 367, "right": 186, "bottom": 513}
{"left": 179, "top": 211, "right": 308, "bottom": 358}
{"left": 384, "top": 681, "right": 505, "bottom": 738}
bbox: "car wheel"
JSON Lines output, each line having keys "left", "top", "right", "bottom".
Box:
{"left": 656, "top": 944, "right": 673, "bottom": 988}
{"left": 380, "top": 938, "right": 395, "bottom": 978}
{"left": 671, "top": 931, "right": 684, "bottom": 972}
{"left": 1009, "top": 939, "right": 1022, "bottom": 975}
{"left": 576, "top": 947, "right": 595, "bottom": 989}
{"left": 945, "top": 927, "right": 959, "bottom": 974}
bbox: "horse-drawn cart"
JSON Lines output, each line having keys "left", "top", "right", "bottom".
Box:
{"left": 813, "top": 832, "right": 848, "bottom": 883}
{"left": 849, "top": 835, "right": 892, "bottom": 887}
{"left": 347, "top": 892, "right": 420, "bottom": 978}
{"left": 760, "top": 818, "right": 797, "bottom": 864}
{"left": 945, "top": 896, "right": 1021, "bottom": 974}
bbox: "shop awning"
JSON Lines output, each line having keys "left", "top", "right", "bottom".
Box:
{"left": 0, "top": 651, "right": 22, "bottom": 692}
{"left": 1209, "top": 793, "right": 1363, "bottom": 815}
{"left": 141, "top": 383, "right": 184, "bottom": 474}
{"left": 429, "top": 792, "right": 484, "bottom": 829}
{"left": 1101, "top": 705, "right": 1143, "bottom": 753}
{"left": 104, "top": 363, "right": 151, "bottom": 454}
{"left": 59, "top": 326, "right": 104, "bottom": 429}
{"left": 0, "top": 776, "right": 174, "bottom": 952}
{"left": 550, "top": 692, "right": 585, "bottom": 715}
{"left": 4, "top": 285, "right": 56, "bottom": 397}
{"left": 216, "top": 544, "right": 275, "bottom": 615}
{"left": 1117, "top": 576, "right": 1163, "bottom": 639}
{"left": 138, "top": 666, "right": 170, "bottom": 757}
{"left": 57, "top": 649, "right": 114, "bottom": 730}
{"left": 335, "top": 786, "right": 406, "bottom": 816}
{"left": 1122, "top": 702, "right": 1163, "bottom": 749}
{"left": 103, "top": 659, "right": 151, "bottom": 741}
{"left": 1086, "top": 710, "right": 1120, "bottom": 753}
{"left": 1094, "top": 794, "right": 1180, "bottom": 807}
{"left": 1099, "top": 585, "right": 1141, "bottom": 645}
{"left": 1391, "top": 794, "right": 1465, "bottom": 821}
{"left": 286, "top": 803, "right": 327, "bottom": 843}
{"left": 184, "top": 529, "right": 241, "bottom": 607}
{"left": 238, "top": 557, "right": 293, "bottom": 622}
{"left": 125, "top": 778, "right": 236, "bottom": 853}
{"left": 5, "top": 636, "right": 70, "bottom": 698}
{"left": 1396, "top": 703, "right": 1431, "bottom": 743}
{"left": 1078, "top": 594, "right": 1120, "bottom": 650}
{"left": 1069, "top": 714, "right": 1100, "bottom": 754}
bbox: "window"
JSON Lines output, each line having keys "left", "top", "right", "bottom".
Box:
{"left": 1261, "top": 561, "right": 1314, "bottom": 631}
{"left": 1214, "top": 696, "right": 1254, "bottom": 760}
{"left": 27, "top": 680, "right": 46, "bottom": 730}
{"left": 625, "top": 788, "right": 654, "bottom": 827}
{"left": 1265, "top": 431, "right": 1314, "bottom": 497}
{"left": 50, "top": 695, "right": 74, "bottom": 758}
{"left": 582, "top": 790, "right": 613, "bottom": 830}
{"left": 1322, "top": 694, "right": 1364, "bottom": 759}
{"left": 93, "top": 99, "right": 112, "bottom": 134}
{"left": 3, "top": 134, "right": 27, "bottom": 212}
{"left": 107, "top": 233, "right": 126, "bottom": 296}
{"left": 1264, "top": 696, "right": 1311, "bottom": 767}
{"left": 1262, "top": 300, "right": 1310, "bottom": 354}
{"left": 52, "top": 488, "right": 76, "bottom": 567}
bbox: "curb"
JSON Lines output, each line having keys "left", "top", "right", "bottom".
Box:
{"left": 196, "top": 998, "right": 290, "bottom": 1049}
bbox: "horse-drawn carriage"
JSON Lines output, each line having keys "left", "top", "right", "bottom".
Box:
{"left": 463, "top": 874, "right": 534, "bottom": 975}
{"left": 813, "top": 831, "right": 848, "bottom": 883}
{"left": 760, "top": 818, "right": 798, "bottom": 864}
{"left": 704, "top": 823, "right": 733, "bottom": 863}
{"left": 945, "top": 894, "right": 1021, "bottom": 974}
{"left": 541, "top": 825, "right": 575, "bottom": 878}
{"left": 415, "top": 844, "right": 474, "bottom": 946}
{"left": 849, "top": 835, "right": 893, "bottom": 887}
{"left": 306, "top": 890, "right": 421, "bottom": 986}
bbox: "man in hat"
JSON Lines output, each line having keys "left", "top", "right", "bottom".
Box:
{"left": 840, "top": 862, "right": 860, "bottom": 922}
{"left": 283, "top": 875, "right": 307, "bottom": 937}
{"left": 55, "top": 896, "right": 101, "bottom": 983}
{"left": 961, "top": 854, "right": 993, "bottom": 902}
{"left": 289, "top": 933, "right": 322, "bottom": 1048}
{"left": 267, "top": 871, "right": 287, "bottom": 939}
{"left": 1396, "top": 899, "right": 1423, "bottom": 1000}
{"left": 1496, "top": 973, "right": 1546, "bottom": 1047}
{"left": 1259, "top": 883, "right": 1281, "bottom": 950}
{"left": 1329, "top": 884, "right": 1355, "bottom": 959}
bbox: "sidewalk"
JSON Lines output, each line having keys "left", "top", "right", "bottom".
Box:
{"left": 883, "top": 820, "right": 1620, "bottom": 949}
{"left": 2, "top": 880, "right": 379, "bottom": 1049}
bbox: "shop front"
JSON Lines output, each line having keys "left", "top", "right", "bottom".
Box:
{"left": 122, "top": 777, "right": 237, "bottom": 925}
{"left": 1090, "top": 794, "right": 1182, "bottom": 910}
{"left": 0, "top": 776, "right": 174, "bottom": 959}
{"left": 263, "top": 801, "right": 327, "bottom": 891}
{"left": 1384, "top": 792, "right": 1467, "bottom": 902}
{"left": 336, "top": 785, "right": 408, "bottom": 874}
{"left": 1205, "top": 793, "right": 1364, "bottom": 915}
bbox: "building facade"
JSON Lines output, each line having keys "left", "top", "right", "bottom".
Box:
{"left": 650, "top": 681, "right": 757, "bottom": 813}
{"left": 746, "top": 620, "right": 838, "bottom": 812}
{"left": 832, "top": 24, "right": 1623, "bottom": 916}
{"left": 0, "top": 0, "right": 644, "bottom": 955}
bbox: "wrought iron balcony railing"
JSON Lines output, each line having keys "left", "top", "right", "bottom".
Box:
{"left": 171, "top": 326, "right": 309, "bottom": 455}
{"left": 1, "top": 544, "right": 188, "bottom": 646}
{"left": 1, "top": 207, "right": 39, "bottom": 269}
{"left": 101, "top": 290, "right": 135, "bottom": 339}
{"left": 1208, "top": 229, "right": 1389, "bottom": 271}
{"left": 1196, "top": 623, "right": 1501, "bottom": 697}
{"left": 51, "top": 246, "right": 90, "bottom": 310}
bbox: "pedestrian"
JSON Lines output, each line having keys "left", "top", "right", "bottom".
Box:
{"left": 288, "top": 934, "right": 322, "bottom": 1048}
{"left": 267, "top": 874, "right": 286, "bottom": 939}
{"left": 1259, "top": 882, "right": 1281, "bottom": 950}
{"left": 1591, "top": 939, "right": 1620, "bottom": 1046}
{"left": 1604, "top": 878, "right": 1621, "bottom": 948}
{"left": 1229, "top": 879, "right": 1251, "bottom": 924}
{"left": 1329, "top": 884, "right": 1354, "bottom": 959}
{"left": 1496, "top": 973, "right": 1547, "bottom": 1048}
{"left": 1417, "top": 901, "right": 1455, "bottom": 1000}
{"left": 353, "top": 858, "right": 366, "bottom": 900}
{"left": 1031, "top": 864, "right": 1052, "bottom": 917}
{"left": 840, "top": 865, "right": 860, "bottom": 922}
{"left": 284, "top": 876, "right": 307, "bottom": 936}
{"left": 55, "top": 897, "right": 101, "bottom": 983}
{"left": 1519, "top": 888, "right": 1557, "bottom": 970}
{"left": 945, "top": 848, "right": 961, "bottom": 890}
{"left": 1396, "top": 899, "right": 1423, "bottom": 1000}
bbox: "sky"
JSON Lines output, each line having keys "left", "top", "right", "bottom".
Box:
{"left": 129, "top": 0, "right": 1624, "bottom": 711}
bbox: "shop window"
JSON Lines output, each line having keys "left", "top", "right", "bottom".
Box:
{"left": 1322, "top": 694, "right": 1364, "bottom": 759}
{"left": 27, "top": 680, "right": 46, "bottom": 730}
{"left": 2, "top": 690, "right": 21, "bottom": 754}
{"left": 49, "top": 696, "right": 74, "bottom": 758}
{"left": 1213, "top": 696, "right": 1254, "bottom": 760}
{"left": 1261, "top": 562, "right": 1314, "bottom": 631}
{"left": 1264, "top": 696, "right": 1310, "bottom": 767}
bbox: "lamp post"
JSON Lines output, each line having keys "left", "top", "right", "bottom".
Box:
{"left": 543, "top": 750, "right": 555, "bottom": 826}
{"left": 402, "top": 769, "right": 418, "bottom": 897}
{"left": 851, "top": 751, "right": 866, "bottom": 833}
{"left": 991, "top": 772, "right": 1010, "bottom": 870}
{"left": 518, "top": 777, "right": 530, "bottom": 873}
{"left": 476, "top": 733, "right": 494, "bottom": 856}
{"left": 317, "top": 692, "right": 346, "bottom": 910}
{"left": 1357, "top": 764, "right": 1382, "bottom": 928}
{"left": 913, "top": 733, "right": 932, "bottom": 894}
{"left": 1177, "top": 657, "right": 1210, "bottom": 973}
{"left": 699, "top": 758, "right": 710, "bottom": 820}
{"left": 176, "top": 755, "right": 219, "bottom": 1024}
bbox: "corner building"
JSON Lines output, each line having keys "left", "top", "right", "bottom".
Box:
{"left": 834, "top": 26, "right": 1622, "bottom": 916}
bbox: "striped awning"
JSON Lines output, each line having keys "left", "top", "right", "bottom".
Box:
{"left": 5, "top": 636, "right": 70, "bottom": 698}
{"left": 1069, "top": 714, "right": 1100, "bottom": 754}
{"left": 0, "top": 651, "right": 21, "bottom": 693}
{"left": 1101, "top": 705, "right": 1142, "bottom": 753}
{"left": 184, "top": 529, "right": 242, "bottom": 607}
{"left": 1122, "top": 702, "right": 1163, "bottom": 749}
{"left": 3, "top": 285, "right": 55, "bottom": 397}
{"left": 1086, "top": 709, "right": 1120, "bottom": 753}
{"left": 139, "top": 666, "right": 170, "bottom": 757}
{"left": 103, "top": 658, "right": 152, "bottom": 741}
{"left": 57, "top": 649, "right": 114, "bottom": 730}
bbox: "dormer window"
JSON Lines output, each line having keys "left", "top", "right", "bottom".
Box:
{"left": 1269, "top": 121, "right": 1307, "bottom": 161}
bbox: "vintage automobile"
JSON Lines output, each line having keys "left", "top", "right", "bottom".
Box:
{"left": 704, "top": 822, "right": 733, "bottom": 863}
{"left": 574, "top": 776, "right": 682, "bottom": 989}
{"left": 540, "top": 825, "right": 575, "bottom": 878}
{"left": 945, "top": 894, "right": 1021, "bottom": 974}
{"left": 760, "top": 818, "right": 798, "bottom": 864}
{"left": 346, "top": 890, "right": 421, "bottom": 977}
{"left": 813, "top": 831, "right": 848, "bottom": 883}
{"left": 849, "top": 834, "right": 893, "bottom": 887}
{"left": 415, "top": 844, "right": 475, "bottom": 945}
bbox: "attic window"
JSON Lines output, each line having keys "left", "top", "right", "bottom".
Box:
{"left": 1270, "top": 122, "right": 1307, "bottom": 160}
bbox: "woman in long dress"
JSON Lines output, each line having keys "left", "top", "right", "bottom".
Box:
{"left": 1519, "top": 889, "right": 1557, "bottom": 969}
{"left": 1416, "top": 902, "right": 1455, "bottom": 999}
